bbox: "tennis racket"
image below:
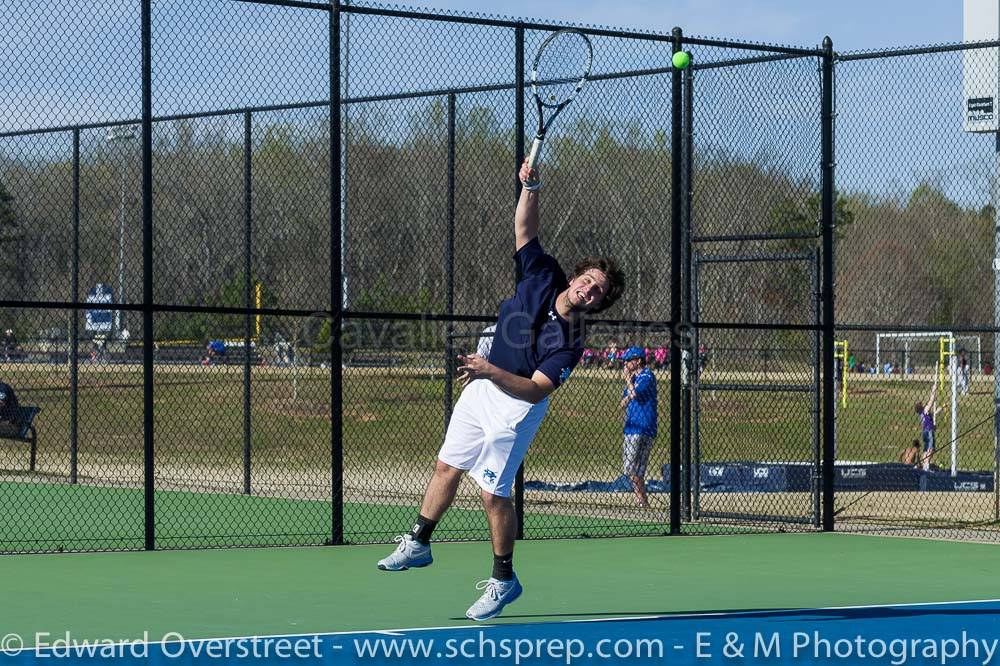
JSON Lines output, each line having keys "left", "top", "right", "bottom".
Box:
{"left": 525, "top": 29, "right": 593, "bottom": 186}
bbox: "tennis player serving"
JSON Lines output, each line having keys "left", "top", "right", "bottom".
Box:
{"left": 377, "top": 159, "right": 625, "bottom": 621}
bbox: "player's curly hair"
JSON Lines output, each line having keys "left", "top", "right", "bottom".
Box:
{"left": 573, "top": 256, "right": 625, "bottom": 313}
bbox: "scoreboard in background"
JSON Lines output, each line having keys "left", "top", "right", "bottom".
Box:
{"left": 964, "top": 0, "right": 1000, "bottom": 132}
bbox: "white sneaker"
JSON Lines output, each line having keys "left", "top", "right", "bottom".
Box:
{"left": 376, "top": 534, "right": 432, "bottom": 571}
{"left": 465, "top": 575, "right": 522, "bottom": 621}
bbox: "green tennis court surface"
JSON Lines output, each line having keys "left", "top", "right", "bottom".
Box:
{"left": 0, "top": 481, "right": 686, "bottom": 550}
{"left": 1, "top": 533, "right": 997, "bottom": 646}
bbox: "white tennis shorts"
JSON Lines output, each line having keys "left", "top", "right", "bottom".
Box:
{"left": 438, "top": 379, "right": 548, "bottom": 497}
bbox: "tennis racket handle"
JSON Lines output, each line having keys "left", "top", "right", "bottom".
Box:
{"left": 526, "top": 136, "right": 544, "bottom": 170}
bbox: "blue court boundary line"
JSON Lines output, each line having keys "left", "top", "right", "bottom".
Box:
{"left": 16, "top": 597, "right": 1000, "bottom": 653}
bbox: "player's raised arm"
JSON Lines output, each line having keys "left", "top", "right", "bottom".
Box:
{"left": 514, "top": 159, "right": 540, "bottom": 251}
{"left": 928, "top": 368, "right": 940, "bottom": 409}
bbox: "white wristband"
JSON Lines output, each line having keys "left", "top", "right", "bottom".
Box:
{"left": 522, "top": 179, "right": 541, "bottom": 192}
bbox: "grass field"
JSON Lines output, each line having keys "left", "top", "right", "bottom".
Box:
{"left": 4, "top": 361, "right": 994, "bottom": 470}
{"left": 0, "top": 360, "right": 996, "bottom": 550}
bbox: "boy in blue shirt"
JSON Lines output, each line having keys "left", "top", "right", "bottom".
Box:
{"left": 619, "top": 347, "right": 658, "bottom": 508}
{"left": 377, "top": 160, "right": 626, "bottom": 621}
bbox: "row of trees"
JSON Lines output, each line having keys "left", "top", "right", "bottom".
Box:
{"left": 0, "top": 99, "right": 995, "bottom": 347}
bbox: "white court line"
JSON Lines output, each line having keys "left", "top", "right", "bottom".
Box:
{"left": 574, "top": 597, "right": 1000, "bottom": 623}
{"left": 829, "top": 530, "right": 1000, "bottom": 546}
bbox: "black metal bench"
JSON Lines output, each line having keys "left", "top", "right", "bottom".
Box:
{"left": 0, "top": 406, "right": 41, "bottom": 471}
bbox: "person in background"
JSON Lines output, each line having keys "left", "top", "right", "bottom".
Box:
{"left": 652, "top": 345, "right": 668, "bottom": 370}
{"left": 476, "top": 325, "right": 497, "bottom": 360}
{"left": 915, "top": 372, "right": 942, "bottom": 472}
{"left": 0, "top": 380, "right": 20, "bottom": 426}
{"left": 605, "top": 341, "right": 619, "bottom": 369}
{"left": 898, "top": 439, "right": 920, "bottom": 467}
{"left": 619, "top": 347, "right": 658, "bottom": 509}
{"left": 956, "top": 348, "right": 970, "bottom": 396}
{"left": 2, "top": 329, "right": 19, "bottom": 362}
{"left": 203, "top": 339, "right": 227, "bottom": 366}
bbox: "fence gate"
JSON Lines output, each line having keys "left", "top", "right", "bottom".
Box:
{"left": 686, "top": 251, "right": 821, "bottom": 528}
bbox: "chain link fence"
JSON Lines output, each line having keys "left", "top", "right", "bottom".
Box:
{"left": 832, "top": 42, "right": 1000, "bottom": 540}
{"left": 1, "top": 0, "right": 997, "bottom": 552}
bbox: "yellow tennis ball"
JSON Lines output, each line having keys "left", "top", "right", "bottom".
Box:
{"left": 672, "top": 51, "right": 691, "bottom": 70}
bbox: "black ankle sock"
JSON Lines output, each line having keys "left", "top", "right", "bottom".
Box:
{"left": 492, "top": 552, "right": 514, "bottom": 581}
{"left": 409, "top": 515, "right": 437, "bottom": 545}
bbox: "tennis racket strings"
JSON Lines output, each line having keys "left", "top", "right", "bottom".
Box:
{"left": 533, "top": 30, "right": 592, "bottom": 107}
{"left": 525, "top": 29, "right": 593, "bottom": 183}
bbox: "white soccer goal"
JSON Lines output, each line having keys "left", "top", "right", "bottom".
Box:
{"left": 874, "top": 332, "right": 962, "bottom": 476}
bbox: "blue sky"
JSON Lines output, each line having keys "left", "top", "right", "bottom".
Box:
{"left": 398, "top": 0, "right": 962, "bottom": 52}
{"left": 388, "top": 0, "right": 990, "bottom": 206}
{"left": 0, "top": 0, "right": 970, "bottom": 135}
{"left": 2, "top": 0, "right": 991, "bottom": 208}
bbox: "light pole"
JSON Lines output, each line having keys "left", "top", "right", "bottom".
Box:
{"left": 106, "top": 125, "right": 137, "bottom": 340}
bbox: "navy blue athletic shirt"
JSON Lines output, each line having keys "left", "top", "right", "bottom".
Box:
{"left": 487, "top": 238, "right": 583, "bottom": 389}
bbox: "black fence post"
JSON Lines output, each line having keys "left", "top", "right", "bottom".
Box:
{"left": 691, "top": 251, "right": 701, "bottom": 518}
{"left": 513, "top": 24, "right": 526, "bottom": 541}
{"left": 141, "top": 0, "right": 156, "bottom": 551}
{"left": 813, "top": 249, "right": 822, "bottom": 528}
{"left": 995, "top": 388, "right": 999, "bottom": 524}
{"left": 444, "top": 94, "right": 456, "bottom": 430}
{"left": 820, "top": 36, "right": 837, "bottom": 532}
{"left": 680, "top": 51, "right": 694, "bottom": 521}
{"left": 994, "top": 134, "right": 1000, "bottom": 526}
{"left": 243, "top": 110, "right": 253, "bottom": 496}
{"left": 330, "top": 0, "right": 345, "bottom": 546}
{"left": 669, "top": 26, "right": 683, "bottom": 536}
{"left": 70, "top": 129, "right": 80, "bottom": 485}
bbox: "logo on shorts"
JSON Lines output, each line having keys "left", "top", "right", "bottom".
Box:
{"left": 482, "top": 469, "right": 497, "bottom": 484}
{"left": 548, "top": 310, "right": 557, "bottom": 321}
